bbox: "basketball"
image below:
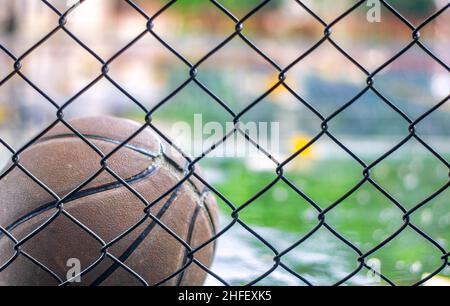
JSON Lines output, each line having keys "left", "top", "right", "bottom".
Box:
{"left": 0, "top": 116, "right": 218, "bottom": 286}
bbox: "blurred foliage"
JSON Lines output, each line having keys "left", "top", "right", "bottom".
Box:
{"left": 159, "top": 0, "right": 434, "bottom": 16}
{"left": 212, "top": 156, "right": 449, "bottom": 284}
{"left": 159, "top": 0, "right": 280, "bottom": 13}
{"left": 390, "top": 0, "right": 435, "bottom": 15}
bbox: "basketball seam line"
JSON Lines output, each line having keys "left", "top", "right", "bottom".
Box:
{"left": 40, "top": 133, "right": 218, "bottom": 236}
{"left": 37, "top": 133, "right": 161, "bottom": 158}
{"left": 176, "top": 204, "right": 201, "bottom": 286}
{"left": 2, "top": 133, "right": 217, "bottom": 285}
{"left": 37, "top": 133, "right": 209, "bottom": 197}
{"left": 3, "top": 135, "right": 216, "bottom": 240}
{"left": 1, "top": 164, "right": 159, "bottom": 236}
{"left": 90, "top": 184, "right": 183, "bottom": 286}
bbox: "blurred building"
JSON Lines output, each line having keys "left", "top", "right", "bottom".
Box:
{"left": 0, "top": 0, "right": 448, "bottom": 155}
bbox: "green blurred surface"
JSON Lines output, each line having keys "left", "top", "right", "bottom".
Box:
{"left": 211, "top": 155, "right": 449, "bottom": 285}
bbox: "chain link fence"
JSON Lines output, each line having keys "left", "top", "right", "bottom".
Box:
{"left": 0, "top": 0, "right": 449, "bottom": 286}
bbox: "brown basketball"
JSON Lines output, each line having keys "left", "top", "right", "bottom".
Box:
{"left": 0, "top": 116, "right": 218, "bottom": 286}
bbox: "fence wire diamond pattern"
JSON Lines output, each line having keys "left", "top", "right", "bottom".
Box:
{"left": 0, "top": 0, "right": 449, "bottom": 286}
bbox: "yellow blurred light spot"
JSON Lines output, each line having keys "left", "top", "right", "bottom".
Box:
{"left": 0, "top": 106, "right": 6, "bottom": 125}
{"left": 289, "top": 134, "right": 315, "bottom": 158}
{"left": 422, "top": 274, "right": 450, "bottom": 286}
{"left": 265, "top": 73, "right": 287, "bottom": 96}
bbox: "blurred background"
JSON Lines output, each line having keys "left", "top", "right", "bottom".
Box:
{"left": 0, "top": 0, "right": 449, "bottom": 285}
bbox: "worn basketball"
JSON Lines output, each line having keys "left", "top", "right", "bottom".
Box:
{"left": 0, "top": 116, "right": 218, "bottom": 286}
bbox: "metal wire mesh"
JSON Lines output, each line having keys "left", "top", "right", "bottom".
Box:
{"left": 0, "top": 0, "right": 449, "bottom": 286}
